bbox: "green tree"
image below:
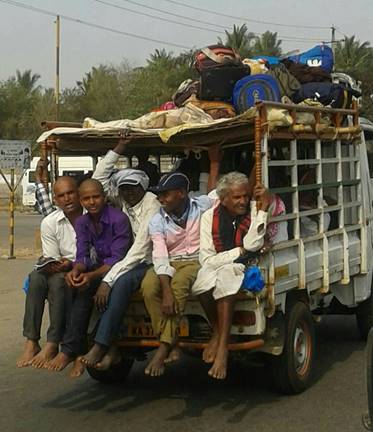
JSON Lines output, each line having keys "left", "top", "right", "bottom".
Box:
{"left": 334, "top": 36, "right": 373, "bottom": 75}
{"left": 218, "top": 24, "right": 255, "bottom": 58}
{"left": 75, "top": 64, "right": 126, "bottom": 120}
{"left": 147, "top": 49, "right": 176, "bottom": 67}
{"left": 15, "top": 69, "right": 41, "bottom": 94}
{"left": 252, "top": 31, "right": 282, "bottom": 57}
{"left": 0, "top": 71, "right": 44, "bottom": 140}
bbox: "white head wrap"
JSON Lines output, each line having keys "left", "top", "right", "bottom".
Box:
{"left": 109, "top": 169, "right": 150, "bottom": 195}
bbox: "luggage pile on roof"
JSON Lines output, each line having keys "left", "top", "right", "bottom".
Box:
{"left": 163, "top": 43, "right": 362, "bottom": 121}
{"left": 37, "top": 44, "right": 363, "bottom": 148}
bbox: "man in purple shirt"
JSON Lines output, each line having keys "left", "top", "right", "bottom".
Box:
{"left": 47, "top": 179, "right": 132, "bottom": 376}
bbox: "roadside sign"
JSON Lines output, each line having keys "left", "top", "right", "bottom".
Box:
{"left": 0, "top": 140, "right": 31, "bottom": 170}
{"left": 0, "top": 140, "right": 31, "bottom": 259}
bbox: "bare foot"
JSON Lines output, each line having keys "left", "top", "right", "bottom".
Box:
{"left": 80, "top": 343, "right": 107, "bottom": 368}
{"left": 208, "top": 347, "right": 229, "bottom": 380}
{"left": 96, "top": 345, "right": 122, "bottom": 371}
{"left": 47, "top": 352, "right": 73, "bottom": 372}
{"left": 31, "top": 342, "right": 58, "bottom": 369}
{"left": 17, "top": 340, "right": 41, "bottom": 368}
{"left": 164, "top": 346, "right": 181, "bottom": 364}
{"left": 69, "top": 359, "right": 86, "bottom": 378}
{"left": 203, "top": 331, "right": 219, "bottom": 364}
{"left": 144, "top": 343, "right": 170, "bottom": 377}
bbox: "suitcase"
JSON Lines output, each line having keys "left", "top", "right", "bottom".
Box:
{"left": 199, "top": 64, "right": 249, "bottom": 101}
{"left": 233, "top": 74, "right": 281, "bottom": 113}
{"left": 292, "top": 82, "right": 352, "bottom": 108}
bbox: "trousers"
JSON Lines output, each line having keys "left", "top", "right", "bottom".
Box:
{"left": 60, "top": 279, "right": 100, "bottom": 357}
{"left": 23, "top": 270, "right": 68, "bottom": 344}
{"left": 94, "top": 263, "right": 150, "bottom": 347}
{"left": 140, "top": 260, "right": 200, "bottom": 345}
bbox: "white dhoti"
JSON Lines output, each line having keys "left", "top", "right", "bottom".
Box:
{"left": 192, "top": 262, "right": 245, "bottom": 300}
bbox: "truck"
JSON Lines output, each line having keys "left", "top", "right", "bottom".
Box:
{"left": 36, "top": 100, "right": 373, "bottom": 394}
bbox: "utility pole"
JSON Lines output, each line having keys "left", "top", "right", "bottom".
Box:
{"left": 55, "top": 15, "right": 60, "bottom": 121}
{"left": 330, "top": 25, "right": 336, "bottom": 72}
{"left": 331, "top": 26, "right": 336, "bottom": 51}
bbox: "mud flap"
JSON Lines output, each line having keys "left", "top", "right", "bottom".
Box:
{"left": 256, "top": 311, "right": 285, "bottom": 355}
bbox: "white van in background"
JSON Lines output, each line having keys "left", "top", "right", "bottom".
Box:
{"left": 22, "top": 156, "right": 94, "bottom": 207}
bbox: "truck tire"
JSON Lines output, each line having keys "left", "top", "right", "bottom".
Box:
{"left": 86, "top": 358, "right": 134, "bottom": 384}
{"left": 356, "top": 294, "right": 373, "bottom": 341}
{"left": 268, "top": 301, "right": 315, "bottom": 394}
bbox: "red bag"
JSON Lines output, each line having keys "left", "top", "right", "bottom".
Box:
{"left": 195, "top": 45, "right": 241, "bottom": 72}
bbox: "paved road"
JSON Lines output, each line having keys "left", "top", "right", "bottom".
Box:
{"left": 0, "top": 213, "right": 370, "bottom": 431}
{"left": 0, "top": 211, "right": 42, "bottom": 256}
{"left": 0, "top": 256, "right": 369, "bottom": 432}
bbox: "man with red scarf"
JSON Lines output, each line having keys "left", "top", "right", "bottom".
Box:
{"left": 192, "top": 171, "right": 286, "bottom": 380}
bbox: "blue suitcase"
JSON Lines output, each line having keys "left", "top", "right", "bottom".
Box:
{"left": 233, "top": 74, "right": 281, "bottom": 113}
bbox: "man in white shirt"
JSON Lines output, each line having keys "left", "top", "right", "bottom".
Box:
{"left": 79, "top": 139, "right": 160, "bottom": 370}
{"left": 192, "top": 172, "right": 286, "bottom": 380}
{"left": 17, "top": 176, "right": 82, "bottom": 369}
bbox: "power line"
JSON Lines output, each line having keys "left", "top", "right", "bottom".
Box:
{"left": 120, "top": 0, "right": 231, "bottom": 31}
{"left": 0, "top": 0, "right": 192, "bottom": 49}
{"left": 119, "top": 0, "right": 331, "bottom": 42}
{"left": 0, "top": 0, "right": 334, "bottom": 52}
{"left": 93, "top": 0, "right": 223, "bottom": 34}
{"left": 160, "top": 0, "right": 332, "bottom": 30}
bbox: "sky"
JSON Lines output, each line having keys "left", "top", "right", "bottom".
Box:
{"left": 0, "top": 0, "right": 372, "bottom": 89}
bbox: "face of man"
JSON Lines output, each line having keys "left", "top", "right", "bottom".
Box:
{"left": 221, "top": 182, "right": 250, "bottom": 217}
{"left": 79, "top": 184, "right": 106, "bottom": 215}
{"left": 53, "top": 178, "right": 81, "bottom": 215}
{"left": 118, "top": 184, "right": 145, "bottom": 207}
{"left": 158, "top": 189, "right": 187, "bottom": 215}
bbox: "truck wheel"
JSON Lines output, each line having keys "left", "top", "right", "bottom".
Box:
{"left": 356, "top": 295, "right": 373, "bottom": 341}
{"left": 86, "top": 358, "right": 134, "bottom": 384}
{"left": 268, "top": 301, "right": 315, "bottom": 394}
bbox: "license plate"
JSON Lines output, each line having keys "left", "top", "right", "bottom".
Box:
{"left": 127, "top": 316, "right": 190, "bottom": 338}
{"left": 127, "top": 322, "right": 155, "bottom": 338}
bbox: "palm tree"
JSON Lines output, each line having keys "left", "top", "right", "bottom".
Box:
{"left": 175, "top": 48, "right": 198, "bottom": 68}
{"left": 15, "top": 69, "right": 41, "bottom": 93}
{"left": 218, "top": 24, "right": 255, "bottom": 58}
{"left": 76, "top": 65, "right": 115, "bottom": 95}
{"left": 252, "top": 31, "right": 282, "bottom": 57}
{"left": 147, "top": 49, "right": 176, "bottom": 67}
{"left": 334, "top": 36, "right": 373, "bottom": 74}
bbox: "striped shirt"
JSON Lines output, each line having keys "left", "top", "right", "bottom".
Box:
{"left": 149, "top": 196, "right": 213, "bottom": 277}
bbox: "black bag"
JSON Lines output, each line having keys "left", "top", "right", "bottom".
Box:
{"left": 292, "top": 82, "right": 353, "bottom": 108}
{"left": 199, "top": 64, "right": 250, "bottom": 101}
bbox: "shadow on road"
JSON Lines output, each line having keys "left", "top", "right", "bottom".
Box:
{"left": 43, "top": 315, "right": 365, "bottom": 424}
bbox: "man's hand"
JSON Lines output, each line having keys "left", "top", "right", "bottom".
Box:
{"left": 65, "top": 267, "right": 82, "bottom": 287}
{"left": 113, "top": 138, "right": 131, "bottom": 155}
{"left": 93, "top": 282, "right": 111, "bottom": 312}
{"left": 253, "top": 183, "right": 272, "bottom": 211}
{"left": 71, "top": 273, "right": 91, "bottom": 290}
{"left": 35, "top": 158, "right": 49, "bottom": 183}
{"left": 42, "top": 259, "right": 72, "bottom": 274}
{"left": 161, "top": 288, "right": 177, "bottom": 317}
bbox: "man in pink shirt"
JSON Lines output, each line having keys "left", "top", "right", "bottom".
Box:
{"left": 141, "top": 145, "right": 221, "bottom": 377}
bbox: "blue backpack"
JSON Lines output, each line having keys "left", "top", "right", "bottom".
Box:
{"left": 288, "top": 45, "right": 334, "bottom": 73}
{"left": 233, "top": 74, "right": 281, "bottom": 113}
